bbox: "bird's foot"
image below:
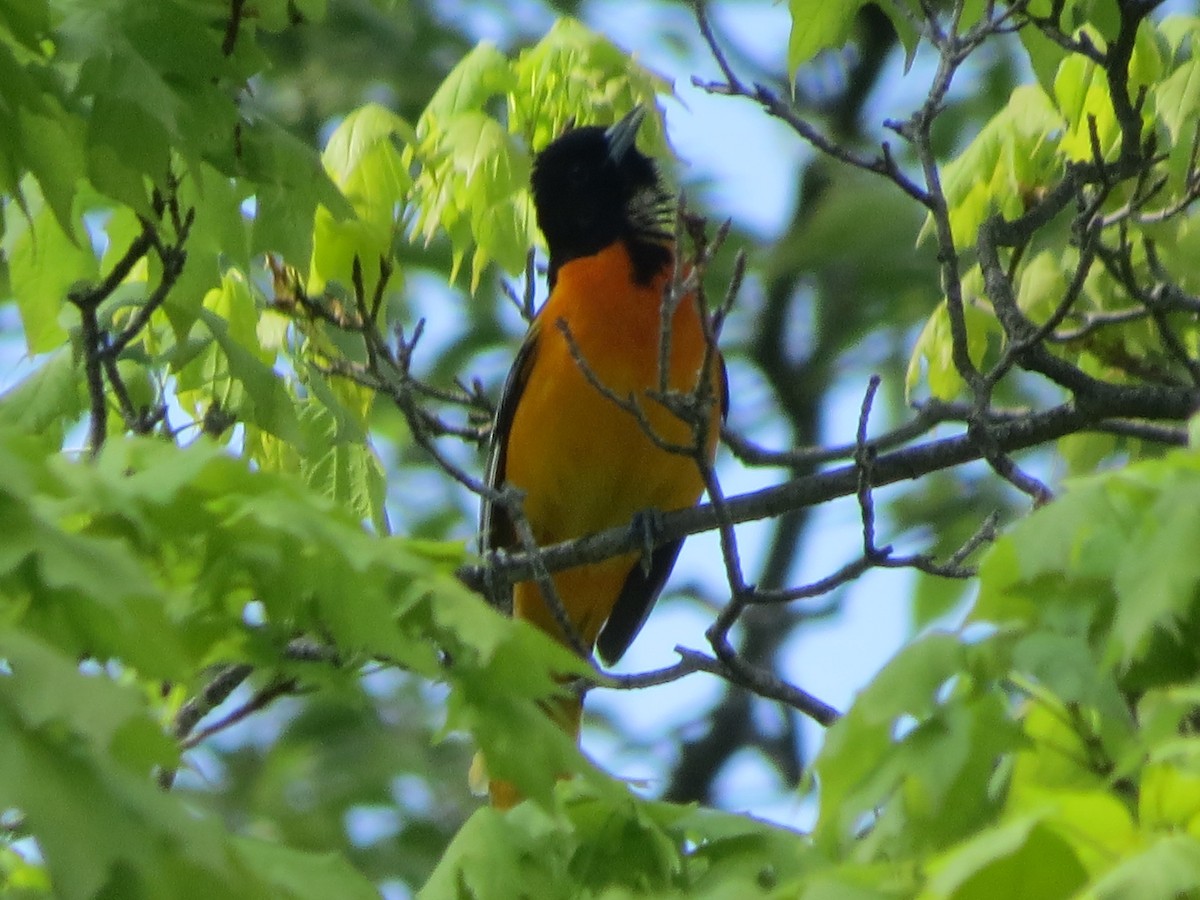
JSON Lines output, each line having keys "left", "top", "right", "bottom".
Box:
{"left": 630, "top": 508, "right": 665, "bottom": 576}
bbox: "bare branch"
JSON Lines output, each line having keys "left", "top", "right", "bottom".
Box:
{"left": 181, "top": 676, "right": 303, "bottom": 750}
{"left": 222, "top": 0, "right": 246, "bottom": 56}
{"left": 691, "top": 0, "right": 929, "bottom": 205}
{"left": 459, "top": 388, "right": 1197, "bottom": 594}
{"left": 74, "top": 299, "right": 108, "bottom": 456}
{"left": 158, "top": 663, "right": 253, "bottom": 790}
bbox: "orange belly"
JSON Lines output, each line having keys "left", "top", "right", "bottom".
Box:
{"left": 504, "top": 242, "right": 722, "bottom": 650}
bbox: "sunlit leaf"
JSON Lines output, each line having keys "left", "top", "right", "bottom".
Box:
{"left": 786, "top": 0, "right": 869, "bottom": 75}
{"left": 1, "top": 178, "right": 94, "bottom": 354}
{"left": 922, "top": 85, "right": 1062, "bottom": 249}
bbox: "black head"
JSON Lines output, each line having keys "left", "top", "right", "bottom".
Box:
{"left": 531, "top": 106, "right": 672, "bottom": 285}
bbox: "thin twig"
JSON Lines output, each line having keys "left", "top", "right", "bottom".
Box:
{"left": 181, "top": 677, "right": 303, "bottom": 750}
{"left": 65, "top": 296, "right": 106, "bottom": 456}
{"left": 555, "top": 319, "right": 695, "bottom": 455}
{"left": 222, "top": 0, "right": 246, "bottom": 56}
{"left": 506, "top": 488, "right": 593, "bottom": 661}
{"left": 158, "top": 663, "right": 253, "bottom": 790}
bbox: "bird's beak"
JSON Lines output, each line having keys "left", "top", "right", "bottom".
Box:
{"left": 605, "top": 105, "right": 646, "bottom": 164}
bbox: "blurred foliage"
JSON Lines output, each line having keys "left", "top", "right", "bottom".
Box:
{"left": 2, "top": 0, "right": 1200, "bottom": 897}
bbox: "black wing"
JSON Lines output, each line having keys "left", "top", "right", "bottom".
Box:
{"left": 479, "top": 321, "right": 542, "bottom": 612}
{"left": 595, "top": 353, "right": 730, "bottom": 665}
{"left": 595, "top": 537, "right": 686, "bottom": 666}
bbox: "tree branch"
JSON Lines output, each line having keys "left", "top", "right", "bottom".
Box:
{"left": 459, "top": 389, "right": 1196, "bottom": 593}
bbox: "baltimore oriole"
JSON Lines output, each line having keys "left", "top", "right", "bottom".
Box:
{"left": 479, "top": 106, "right": 726, "bottom": 807}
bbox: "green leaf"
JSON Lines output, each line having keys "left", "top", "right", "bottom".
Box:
{"left": 1111, "top": 479, "right": 1200, "bottom": 663}
{"left": 229, "top": 837, "right": 380, "bottom": 900}
{"left": 867, "top": 692, "right": 1015, "bottom": 856}
{"left": 813, "top": 633, "right": 1017, "bottom": 854}
{"left": 1010, "top": 632, "right": 1133, "bottom": 747}
{"left": 912, "top": 570, "right": 973, "bottom": 630}
{"left": 663, "top": 803, "right": 814, "bottom": 891}
{"left": 0, "top": 0, "right": 50, "bottom": 52}
{"left": 404, "top": 19, "right": 672, "bottom": 294}
{"left": 1136, "top": 683, "right": 1200, "bottom": 751}
{"left": 420, "top": 43, "right": 514, "bottom": 127}
{"left": 1086, "top": 835, "right": 1200, "bottom": 899}
{"left": 1154, "top": 58, "right": 1200, "bottom": 146}
{"left": 510, "top": 18, "right": 669, "bottom": 153}
{"left": 1054, "top": 51, "right": 1118, "bottom": 162}
{"left": 177, "top": 161, "right": 252, "bottom": 280}
{"left": 0, "top": 844, "right": 51, "bottom": 894}
{"left": 791, "top": 864, "right": 914, "bottom": 900}
{"left": 0, "top": 630, "right": 379, "bottom": 899}
{"left": 420, "top": 805, "right": 571, "bottom": 900}
{"left": 923, "top": 85, "right": 1063, "bottom": 250}
{"left": 1140, "top": 760, "right": 1200, "bottom": 831}
{"left": 1021, "top": 788, "right": 1136, "bottom": 877}
{"left": 1160, "top": 14, "right": 1200, "bottom": 55}
{"left": 1008, "top": 703, "right": 1109, "bottom": 798}
{"left": 1, "top": 178, "right": 95, "bottom": 354}
{"left": 322, "top": 104, "right": 416, "bottom": 194}
{"left": 423, "top": 789, "right": 813, "bottom": 899}
{"left": 1057, "top": 431, "right": 1118, "bottom": 476}
{"left": 1020, "top": 13, "right": 1071, "bottom": 95}
{"left": 186, "top": 300, "right": 304, "bottom": 446}
{"left": 920, "top": 818, "right": 1087, "bottom": 899}
{"left": 1015, "top": 251, "right": 1068, "bottom": 324}
{"left": 787, "top": 0, "right": 869, "bottom": 74}
{"left": 85, "top": 95, "right": 168, "bottom": 215}
{"left": 243, "top": 118, "right": 352, "bottom": 267}
{"left": 409, "top": 111, "right": 531, "bottom": 289}
{"left": 442, "top": 615, "right": 593, "bottom": 807}
{"left": 1054, "top": 23, "right": 1160, "bottom": 163}
{"left": 0, "top": 436, "right": 190, "bottom": 678}
{"left": 971, "top": 472, "right": 1135, "bottom": 629}
{"left": 298, "top": 425, "right": 389, "bottom": 533}
{"left": 0, "top": 349, "right": 84, "bottom": 442}
{"left": 16, "top": 103, "right": 88, "bottom": 237}
{"left": 310, "top": 103, "right": 414, "bottom": 296}
{"left": 1, "top": 424, "right": 474, "bottom": 691}
{"left": 0, "top": 631, "right": 177, "bottom": 774}
{"left": 906, "top": 294, "right": 999, "bottom": 402}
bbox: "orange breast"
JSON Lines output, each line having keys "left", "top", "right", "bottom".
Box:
{"left": 503, "top": 241, "right": 722, "bottom": 649}
{"left": 507, "top": 242, "right": 720, "bottom": 543}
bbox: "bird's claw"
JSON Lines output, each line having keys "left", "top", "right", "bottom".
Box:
{"left": 631, "top": 508, "right": 664, "bottom": 576}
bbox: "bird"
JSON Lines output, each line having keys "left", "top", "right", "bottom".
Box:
{"left": 478, "top": 105, "right": 727, "bottom": 807}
